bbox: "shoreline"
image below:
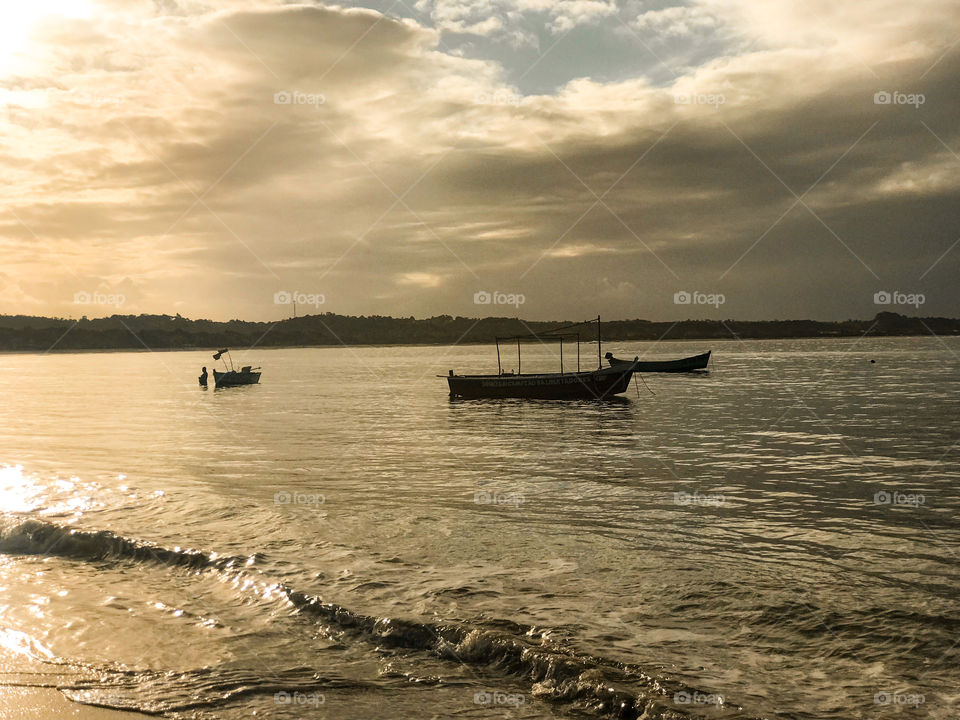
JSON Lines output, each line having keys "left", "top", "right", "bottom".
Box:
{"left": 0, "top": 686, "right": 150, "bottom": 719}
{"left": 0, "top": 648, "right": 148, "bottom": 719}
{"left": 0, "top": 311, "right": 956, "bottom": 355}
{"left": 0, "top": 333, "right": 953, "bottom": 356}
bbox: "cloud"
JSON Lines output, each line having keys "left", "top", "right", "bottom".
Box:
{"left": 414, "top": 0, "right": 617, "bottom": 42}
{"left": 397, "top": 272, "right": 444, "bottom": 287}
{"left": 0, "top": 0, "right": 958, "bottom": 323}
{"left": 634, "top": 5, "right": 719, "bottom": 38}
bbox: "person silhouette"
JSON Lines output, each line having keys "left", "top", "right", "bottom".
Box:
{"left": 199, "top": 366, "right": 208, "bottom": 387}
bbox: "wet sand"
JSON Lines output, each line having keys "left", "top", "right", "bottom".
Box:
{"left": 0, "top": 648, "right": 146, "bottom": 719}
{"left": 0, "top": 686, "right": 149, "bottom": 719}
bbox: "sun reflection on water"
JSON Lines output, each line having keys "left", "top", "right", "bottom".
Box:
{"left": 0, "top": 465, "right": 106, "bottom": 517}
{"left": 0, "top": 465, "right": 36, "bottom": 514}
{"left": 0, "top": 627, "right": 53, "bottom": 659}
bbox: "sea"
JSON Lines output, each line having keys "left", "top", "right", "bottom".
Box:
{"left": 0, "top": 337, "right": 957, "bottom": 719}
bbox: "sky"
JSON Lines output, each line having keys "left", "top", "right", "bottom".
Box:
{"left": 0, "top": 0, "right": 958, "bottom": 322}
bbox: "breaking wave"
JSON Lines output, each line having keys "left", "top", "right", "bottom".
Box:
{"left": 0, "top": 517, "right": 751, "bottom": 719}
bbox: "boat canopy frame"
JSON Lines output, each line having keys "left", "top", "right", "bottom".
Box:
{"left": 493, "top": 316, "right": 602, "bottom": 375}
{"left": 212, "top": 347, "right": 235, "bottom": 372}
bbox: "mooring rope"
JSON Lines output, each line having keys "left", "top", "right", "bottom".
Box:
{"left": 635, "top": 372, "right": 655, "bottom": 396}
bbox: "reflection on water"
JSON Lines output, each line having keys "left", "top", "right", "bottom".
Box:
{"left": 0, "top": 464, "right": 107, "bottom": 517}
{"left": 0, "top": 337, "right": 957, "bottom": 719}
{"left": 0, "top": 466, "right": 34, "bottom": 514}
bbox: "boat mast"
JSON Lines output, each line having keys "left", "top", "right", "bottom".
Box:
{"left": 597, "top": 315, "right": 601, "bottom": 369}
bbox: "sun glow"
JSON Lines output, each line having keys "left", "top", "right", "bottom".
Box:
{"left": 0, "top": 0, "right": 94, "bottom": 75}
{"left": 0, "top": 465, "right": 35, "bottom": 513}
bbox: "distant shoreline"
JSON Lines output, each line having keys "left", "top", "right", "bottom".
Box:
{"left": 0, "top": 311, "right": 956, "bottom": 352}
{"left": 0, "top": 333, "right": 953, "bottom": 356}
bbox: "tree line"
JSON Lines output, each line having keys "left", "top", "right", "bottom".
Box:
{"left": 0, "top": 311, "right": 954, "bottom": 351}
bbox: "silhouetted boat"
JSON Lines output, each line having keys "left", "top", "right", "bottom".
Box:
{"left": 605, "top": 350, "right": 710, "bottom": 373}
{"left": 447, "top": 363, "right": 638, "bottom": 399}
{"left": 445, "top": 317, "right": 638, "bottom": 400}
{"left": 213, "top": 367, "right": 261, "bottom": 387}
{"left": 211, "top": 348, "right": 261, "bottom": 387}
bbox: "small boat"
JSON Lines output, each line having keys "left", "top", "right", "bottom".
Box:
{"left": 605, "top": 350, "right": 710, "bottom": 373}
{"left": 211, "top": 348, "right": 261, "bottom": 387}
{"left": 213, "top": 366, "right": 262, "bottom": 387}
{"left": 445, "top": 317, "right": 639, "bottom": 400}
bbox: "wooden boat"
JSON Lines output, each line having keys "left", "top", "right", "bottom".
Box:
{"left": 211, "top": 348, "right": 261, "bottom": 387}
{"left": 447, "top": 362, "right": 638, "bottom": 399}
{"left": 444, "top": 317, "right": 639, "bottom": 400}
{"left": 605, "top": 350, "right": 710, "bottom": 373}
{"left": 213, "top": 366, "right": 261, "bottom": 387}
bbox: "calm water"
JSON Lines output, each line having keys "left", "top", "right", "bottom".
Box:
{"left": 0, "top": 338, "right": 958, "bottom": 719}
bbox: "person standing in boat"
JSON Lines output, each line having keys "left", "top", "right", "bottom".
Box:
{"left": 199, "top": 366, "right": 208, "bottom": 387}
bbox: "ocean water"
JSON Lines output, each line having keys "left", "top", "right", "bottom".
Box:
{"left": 0, "top": 337, "right": 957, "bottom": 719}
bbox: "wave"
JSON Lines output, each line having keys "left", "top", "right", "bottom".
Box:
{"left": 0, "top": 517, "right": 252, "bottom": 571}
{"left": 0, "top": 516, "right": 751, "bottom": 719}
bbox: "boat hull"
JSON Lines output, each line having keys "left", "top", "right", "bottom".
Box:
{"left": 608, "top": 351, "right": 710, "bottom": 373}
{"left": 213, "top": 369, "right": 261, "bottom": 387}
{"left": 447, "top": 362, "right": 637, "bottom": 400}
